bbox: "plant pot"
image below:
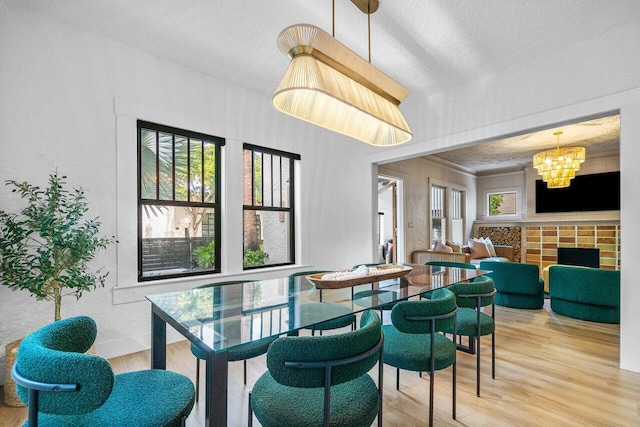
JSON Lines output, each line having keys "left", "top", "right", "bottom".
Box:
{"left": 4, "top": 338, "right": 25, "bottom": 407}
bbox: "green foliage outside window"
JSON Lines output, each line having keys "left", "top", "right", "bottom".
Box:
{"left": 489, "top": 194, "right": 504, "bottom": 216}
{"left": 243, "top": 249, "right": 269, "bottom": 267}
{"left": 193, "top": 240, "right": 215, "bottom": 269}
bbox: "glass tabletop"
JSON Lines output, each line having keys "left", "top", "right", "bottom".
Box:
{"left": 146, "top": 264, "right": 489, "bottom": 354}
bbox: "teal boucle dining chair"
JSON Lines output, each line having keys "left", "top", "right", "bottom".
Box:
{"left": 248, "top": 310, "right": 384, "bottom": 427}
{"left": 448, "top": 277, "right": 496, "bottom": 397}
{"left": 424, "top": 260, "right": 497, "bottom": 397}
{"left": 382, "top": 288, "right": 458, "bottom": 427}
{"left": 12, "top": 316, "right": 195, "bottom": 427}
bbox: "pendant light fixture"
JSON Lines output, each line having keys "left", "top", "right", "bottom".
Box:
{"left": 533, "top": 131, "right": 586, "bottom": 188}
{"left": 273, "top": 0, "right": 412, "bottom": 146}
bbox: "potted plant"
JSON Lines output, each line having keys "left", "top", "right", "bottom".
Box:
{"left": 0, "top": 171, "right": 114, "bottom": 406}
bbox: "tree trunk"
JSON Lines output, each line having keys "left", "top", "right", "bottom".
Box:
{"left": 54, "top": 283, "right": 62, "bottom": 321}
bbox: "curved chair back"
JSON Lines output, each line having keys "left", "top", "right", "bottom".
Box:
{"left": 266, "top": 310, "right": 382, "bottom": 388}
{"left": 448, "top": 276, "right": 496, "bottom": 309}
{"left": 14, "top": 316, "right": 114, "bottom": 415}
{"left": 425, "top": 261, "right": 476, "bottom": 270}
{"left": 391, "top": 288, "right": 457, "bottom": 334}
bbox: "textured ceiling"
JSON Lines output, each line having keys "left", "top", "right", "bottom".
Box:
{"left": 431, "top": 114, "right": 620, "bottom": 174}
{"left": 7, "top": 0, "right": 632, "bottom": 172}
{"left": 8, "top": 0, "right": 640, "bottom": 101}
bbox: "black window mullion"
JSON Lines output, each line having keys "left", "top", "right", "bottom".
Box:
{"left": 201, "top": 140, "right": 205, "bottom": 202}
{"left": 172, "top": 134, "right": 176, "bottom": 201}
{"left": 251, "top": 151, "right": 256, "bottom": 205}
{"left": 269, "top": 154, "right": 274, "bottom": 208}
{"left": 279, "top": 156, "right": 283, "bottom": 208}
{"left": 260, "top": 152, "right": 264, "bottom": 207}
{"left": 288, "top": 157, "right": 295, "bottom": 263}
{"left": 187, "top": 137, "right": 191, "bottom": 203}
{"left": 155, "top": 131, "right": 160, "bottom": 200}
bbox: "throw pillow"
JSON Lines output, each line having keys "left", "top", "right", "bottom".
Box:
{"left": 446, "top": 241, "right": 462, "bottom": 253}
{"left": 434, "top": 241, "right": 454, "bottom": 253}
{"left": 468, "top": 238, "right": 490, "bottom": 259}
{"left": 483, "top": 237, "right": 497, "bottom": 257}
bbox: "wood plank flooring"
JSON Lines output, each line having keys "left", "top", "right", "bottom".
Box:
{"left": 2, "top": 300, "right": 639, "bottom": 426}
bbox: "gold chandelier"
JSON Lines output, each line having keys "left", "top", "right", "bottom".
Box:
{"left": 273, "top": 0, "right": 412, "bottom": 147}
{"left": 533, "top": 131, "right": 586, "bottom": 189}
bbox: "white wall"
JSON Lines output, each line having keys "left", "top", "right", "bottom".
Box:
{"left": 0, "top": 4, "right": 375, "bottom": 381}
{"left": 379, "top": 158, "right": 477, "bottom": 258}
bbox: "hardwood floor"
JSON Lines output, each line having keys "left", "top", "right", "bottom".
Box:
{"left": 2, "top": 300, "right": 639, "bottom": 426}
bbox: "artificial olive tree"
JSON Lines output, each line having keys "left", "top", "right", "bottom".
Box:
{"left": 0, "top": 172, "right": 114, "bottom": 321}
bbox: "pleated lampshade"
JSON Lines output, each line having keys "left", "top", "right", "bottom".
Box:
{"left": 273, "top": 24, "right": 412, "bottom": 147}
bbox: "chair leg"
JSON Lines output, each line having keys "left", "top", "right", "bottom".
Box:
{"left": 492, "top": 331, "right": 496, "bottom": 379}
{"left": 452, "top": 361, "right": 456, "bottom": 420}
{"left": 243, "top": 360, "right": 247, "bottom": 385}
{"left": 396, "top": 368, "right": 400, "bottom": 390}
{"left": 428, "top": 369, "right": 434, "bottom": 427}
{"left": 195, "top": 357, "right": 200, "bottom": 403}
{"left": 476, "top": 334, "right": 481, "bottom": 397}
{"left": 248, "top": 391, "right": 253, "bottom": 427}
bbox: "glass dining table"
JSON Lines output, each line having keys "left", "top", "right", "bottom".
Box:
{"left": 146, "top": 264, "right": 489, "bottom": 426}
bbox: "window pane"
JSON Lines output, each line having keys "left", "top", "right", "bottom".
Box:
{"left": 140, "top": 129, "right": 157, "bottom": 199}
{"left": 158, "top": 132, "right": 174, "bottom": 201}
{"left": 141, "top": 204, "right": 217, "bottom": 277}
{"left": 263, "top": 153, "right": 272, "bottom": 207}
{"left": 432, "top": 218, "right": 445, "bottom": 245}
{"left": 253, "top": 152, "right": 263, "bottom": 206}
{"left": 431, "top": 186, "right": 445, "bottom": 217}
{"left": 243, "top": 210, "right": 291, "bottom": 267}
{"left": 272, "top": 156, "right": 282, "bottom": 207}
{"left": 175, "top": 136, "right": 189, "bottom": 202}
{"left": 489, "top": 192, "right": 517, "bottom": 216}
{"left": 203, "top": 141, "right": 216, "bottom": 202}
{"left": 190, "top": 138, "right": 203, "bottom": 202}
{"left": 280, "top": 158, "right": 290, "bottom": 208}
{"left": 243, "top": 149, "right": 253, "bottom": 205}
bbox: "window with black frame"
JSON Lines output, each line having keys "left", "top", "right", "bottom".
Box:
{"left": 138, "top": 120, "right": 224, "bottom": 281}
{"left": 243, "top": 144, "right": 299, "bottom": 269}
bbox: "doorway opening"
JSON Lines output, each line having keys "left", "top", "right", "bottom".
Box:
{"left": 378, "top": 175, "right": 404, "bottom": 264}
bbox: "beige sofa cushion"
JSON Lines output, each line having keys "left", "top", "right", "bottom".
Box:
{"left": 410, "top": 250, "right": 471, "bottom": 265}
{"left": 468, "top": 238, "right": 491, "bottom": 259}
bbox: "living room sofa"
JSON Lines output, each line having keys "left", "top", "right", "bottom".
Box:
{"left": 479, "top": 261, "right": 544, "bottom": 309}
{"left": 548, "top": 265, "right": 620, "bottom": 323}
{"left": 410, "top": 244, "right": 513, "bottom": 266}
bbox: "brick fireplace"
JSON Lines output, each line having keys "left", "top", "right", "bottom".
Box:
{"left": 525, "top": 225, "right": 620, "bottom": 271}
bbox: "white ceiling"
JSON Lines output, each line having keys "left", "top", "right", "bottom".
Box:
{"left": 431, "top": 114, "right": 620, "bottom": 174}
{"left": 9, "top": 0, "right": 634, "bottom": 171}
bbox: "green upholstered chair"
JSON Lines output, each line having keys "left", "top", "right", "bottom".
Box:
{"left": 548, "top": 265, "right": 621, "bottom": 323}
{"left": 190, "top": 280, "right": 279, "bottom": 402}
{"left": 248, "top": 310, "right": 384, "bottom": 427}
{"left": 382, "top": 288, "right": 458, "bottom": 427}
{"left": 12, "top": 316, "right": 195, "bottom": 427}
{"left": 447, "top": 277, "right": 496, "bottom": 397}
{"left": 288, "top": 271, "right": 356, "bottom": 336}
{"left": 479, "top": 261, "right": 544, "bottom": 309}
{"left": 351, "top": 263, "right": 400, "bottom": 321}
{"left": 424, "top": 260, "right": 477, "bottom": 271}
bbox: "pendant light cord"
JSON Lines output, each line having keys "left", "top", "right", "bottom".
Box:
{"left": 368, "top": 3, "right": 371, "bottom": 63}
{"left": 332, "top": 0, "right": 335, "bottom": 37}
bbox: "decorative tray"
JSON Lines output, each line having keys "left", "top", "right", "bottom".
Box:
{"left": 306, "top": 265, "right": 412, "bottom": 289}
